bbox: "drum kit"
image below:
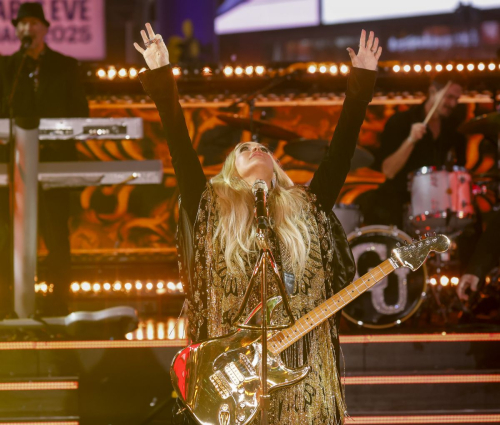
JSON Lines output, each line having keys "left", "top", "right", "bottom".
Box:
{"left": 218, "top": 110, "right": 500, "bottom": 328}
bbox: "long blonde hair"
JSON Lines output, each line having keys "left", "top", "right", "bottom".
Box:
{"left": 211, "top": 143, "right": 312, "bottom": 278}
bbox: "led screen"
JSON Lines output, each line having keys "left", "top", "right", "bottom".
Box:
{"left": 322, "top": 0, "right": 500, "bottom": 25}
{"left": 215, "top": 0, "right": 319, "bottom": 35}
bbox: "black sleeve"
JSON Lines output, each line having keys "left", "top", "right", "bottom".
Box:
{"left": 372, "top": 112, "right": 408, "bottom": 171}
{"left": 308, "top": 67, "right": 377, "bottom": 212}
{"left": 66, "top": 58, "right": 89, "bottom": 118}
{"left": 465, "top": 211, "right": 500, "bottom": 279}
{"left": 139, "top": 65, "right": 206, "bottom": 224}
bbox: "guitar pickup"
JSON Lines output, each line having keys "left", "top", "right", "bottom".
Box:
{"left": 239, "top": 353, "right": 256, "bottom": 375}
{"left": 224, "top": 362, "right": 245, "bottom": 385}
{"left": 210, "top": 370, "right": 232, "bottom": 399}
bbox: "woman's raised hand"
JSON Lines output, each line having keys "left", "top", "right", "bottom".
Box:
{"left": 133, "top": 23, "right": 170, "bottom": 70}
{"left": 347, "top": 30, "right": 382, "bottom": 71}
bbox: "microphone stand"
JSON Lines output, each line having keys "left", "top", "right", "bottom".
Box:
{"left": 232, "top": 185, "right": 296, "bottom": 425}
{"left": 6, "top": 43, "right": 31, "bottom": 315}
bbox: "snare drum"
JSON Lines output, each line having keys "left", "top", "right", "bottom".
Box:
{"left": 408, "top": 166, "right": 474, "bottom": 233}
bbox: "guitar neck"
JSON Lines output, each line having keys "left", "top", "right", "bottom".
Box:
{"left": 268, "top": 259, "right": 397, "bottom": 355}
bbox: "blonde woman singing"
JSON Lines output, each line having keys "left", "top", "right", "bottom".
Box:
{"left": 135, "top": 23, "right": 381, "bottom": 425}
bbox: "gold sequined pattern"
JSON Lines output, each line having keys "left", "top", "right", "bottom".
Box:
{"left": 184, "top": 183, "right": 347, "bottom": 424}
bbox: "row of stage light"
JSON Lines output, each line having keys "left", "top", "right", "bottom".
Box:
{"left": 92, "top": 62, "right": 500, "bottom": 80}
{"left": 34, "top": 280, "right": 184, "bottom": 295}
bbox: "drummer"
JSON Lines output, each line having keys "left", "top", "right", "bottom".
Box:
{"left": 357, "top": 75, "right": 467, "bottom": 228}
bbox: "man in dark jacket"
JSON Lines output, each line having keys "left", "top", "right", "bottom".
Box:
{"left": 0, "top": 3, "right": 89, "bottom": 317}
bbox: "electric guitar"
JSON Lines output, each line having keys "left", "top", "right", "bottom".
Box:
{"left": 171, "top": 234, "right": 450, "bottom": 425}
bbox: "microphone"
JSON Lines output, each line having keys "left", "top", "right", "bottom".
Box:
{"left": 252, "top": 179, "right": 269, "bottom": 231}
{"left": 21, "top": 35, "right": 33, "bottom": 50}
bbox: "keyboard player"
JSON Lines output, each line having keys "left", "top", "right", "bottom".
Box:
{"left": 0, "top": 3, "right": 89, "bottom": 317}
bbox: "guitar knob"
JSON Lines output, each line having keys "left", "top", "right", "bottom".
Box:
{"left": 396, "top": 243, "right": 401, "bottom": 247}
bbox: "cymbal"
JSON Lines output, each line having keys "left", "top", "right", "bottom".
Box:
{"left": 217, "top": 115, "right": 301, "bottom": 141}
{"left": 458, "top": 112, "right": 500, "bottom": 135}
{"left": 283, "top": 138, "right": 374, "bottom": 171}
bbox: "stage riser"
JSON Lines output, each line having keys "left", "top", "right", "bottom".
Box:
{"left": 345, "top": 382, "right": 500, "bottom": 413}
{"left": 342, "top": 341, "right": 500, "bottom": 372}
{"left": 0, "top": 390, "right": 78, "bottom": 421}
{"left": 0, "top": 340, "right": 498, "bottom": 424}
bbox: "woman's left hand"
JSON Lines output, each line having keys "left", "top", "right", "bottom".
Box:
{"left": 347, "top": 30, "right": 382, "bottom": 71}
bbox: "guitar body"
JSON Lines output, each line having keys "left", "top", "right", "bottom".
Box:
{"left": 171, "top": 297, "right": 310, "bottom": 425}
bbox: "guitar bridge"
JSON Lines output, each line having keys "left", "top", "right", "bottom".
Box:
{"left": 210, "top": 370, "right": 232, "bottom": 399}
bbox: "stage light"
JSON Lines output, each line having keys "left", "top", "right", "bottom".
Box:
{"left": 202, "top": 66, "right": 212, "bottom": 76}
{"left": 93, "top": 283, "right": 101, "bottom": 292}
{"left": 456, "top": 64, "right": 464, "bottom": 71}
{"left": 424, "top": 64, "right": 432, "bottom": 72}
{"left": 430, "top": 277, "right": 437, "bottom": 285}
{"left": 488, "top": 63, "right": 496, "bottom": 71}
{"left": 319, "top": 65, "right": 327, "bottom": 73}
{"left": 234, "top": 66, "right": 244, "bottom": 76}
{"left": 446, "top": 64, "right": 453, "bottom": 71}
{"left": 223, "top": 66, "right": 234, "bottom": 76}
{"left": 245, "top": 65, "right": 254, "bottom": 75}
{"left": 103, "top": 282, "right": 111, "bottom": 291}
{"left": 71, "top": 282, "right": 80, "bottom": 293}
{"left": 96, "top": 68, "right": 106, "bottom": 79}
{"left": 113, "top": 281, "right": 122, "bottom": 291}
{"left": 107, "top": 68, "right": 117, "bottom": 80}
{"left": 414, "top": 64, "right": 422, "bottom": 72}
{"left": 393, "top": 65, "right": 401, "bottom": 73}
{"left": 440, "top": 275, "right": 449, "bottom": 286}
{"left": 157, "top": 281, "right": 164, "bottom": 290}
{"left": 467, "top": 63, "right": 475, "bottom": 71}
{"left": 129, "top": 67, "right": 138, "bottom": 78}
{"left": 135, "top": 281, "right": 143, "bottom": 290}
{"left": 167, "top": 281, "right": 176, "bottom": 291}
{"left": 176, "top": 282, "right": 184, "bottom": 292}
{"left": 307, "top": 64, "right": 317, "bottom": 74}
{"left": 403, "top": 64, "right": 411, "bottom": 73}
{"left": 139, "top": 67, "right": 147, "bottom": 73}
{"left": 255, "top": 65, "right": 265, "bottom": 75}
{"left": 81, "top": 281, "right": 91, "bottom": 292}
{"left": 451, "top": 277, "right": 459, "bottom": 285}
{"left": 125, "top": 282, "right": 132, "bottom": 291}
{"left": 146, "top": 282, "right": 154, "bottom": 290}
{"left": 330, "top": 64, "right": 338, "bottom": 74}
{"left": 435, "top": 64, "right": 443, "bottom": 72}
{"left": 172, "top": 67, "right": 181, "bottom": 76}
{"left": 40, "top": 282, "right": 48, "bottom": 293}
{"left": 478, "top": 63, "right": 485, "bottom": 71}
{"left": 118, "top": 68, "right": 127, "bottom": 78}
{"left": 340, "top": 64, "right": 349, "bottom": 74}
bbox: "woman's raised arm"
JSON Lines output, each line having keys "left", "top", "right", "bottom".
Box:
{"left": 308, "top": 30, "right": 381, "bottom": 212}
{"left": 134, "top": 23, "right": 206, "bottom": 223}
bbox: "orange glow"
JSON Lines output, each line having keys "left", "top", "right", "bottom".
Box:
{"left": 172, "top": 67, "right": 181, "bottom": 76}
{"left": 255, "top": 65, "right": 265, "bottom": 75}
{"left": 202, "top": 66, "right": 211, "bottom": 76}
{"left": 488, "top": 63, "right": 496, "bottom": 71}
{"left": 0, "top": 381, "right": 78, "bottom": 391}
{"left": 435, "top": 64, "right": 443, "bottom": 72}
{"left": 456, "top": 64, "right": 464, "bottom": 71}
{"left": 96, "top": 69, "right": 106, "bottom": 78}
{"left": 223, "top": 66, "right": 234, "bottom": 76}
{"left": 477, "top": 63, "right": 485, "bottom": 71}
{"left": 424, "top": 64, "right": 432, "bottom": 72}
{"left": 234, "top": 66, "right": 244, "bottom": 76}
{"left": 330, "top": 65, "right": 338, "bottom": 74}
{"left": 393, "top": 65, "right": 400, "bottom": 73}
{"left": 446, "top": 64, "right": 453, "bottom": 71}
{"left": 340, "top": 64, "right": 349, "bottom": 74}
{"left": 0, "top": 423, "right": 79, "bottom": 425}
{"left": 245, "top": 65, "right": 254, "bottom": 75}
{"left": 319, "top": 65, "right": 327, "bottom": 73}
{"left": 467, "top": 63, "right": 475, "bottom": 71}
{"left": 345, "top": 414, "right": 500, "bottom": 424}
{"left": 403, "top": 65, "right": 411, "bottom": 72}
{"left": 307, "top": 64, "right": 317, "bottom": 74}
{"left": 414, "top": 64, "right": 422, "bottom": 72}
{"left": 344, "top": 374, "right": 500, "bottom": 385}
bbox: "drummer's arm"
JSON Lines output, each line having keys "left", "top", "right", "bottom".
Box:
{"left": 382, "top": 122, "right": 426, "bottom": 179}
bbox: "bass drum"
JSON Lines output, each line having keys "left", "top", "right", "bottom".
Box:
{"left": 342, "top": 225, "right": 427, "bottom": 329}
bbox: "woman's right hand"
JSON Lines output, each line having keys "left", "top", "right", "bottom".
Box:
{"left": 133, "top": 23, "right": 170, "bottom": 70}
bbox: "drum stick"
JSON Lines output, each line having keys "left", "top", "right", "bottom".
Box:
{"left": 423, "top": 81, "right": 452, "bottom": 125}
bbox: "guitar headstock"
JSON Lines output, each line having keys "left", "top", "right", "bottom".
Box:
{"left": 391, "top": 234, "right": 450, "bottom": 271}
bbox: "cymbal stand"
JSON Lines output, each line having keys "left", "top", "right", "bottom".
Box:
{"left": 232, "top": 226, "right": 295, "bottom": 425}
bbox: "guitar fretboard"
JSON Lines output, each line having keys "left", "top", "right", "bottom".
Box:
{"left": 268, "top": 260, "right": 396, "bottom": 355}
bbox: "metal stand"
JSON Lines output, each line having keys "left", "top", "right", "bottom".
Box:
{"left": 232, "top": 227, "right": 295, "bottom": 425}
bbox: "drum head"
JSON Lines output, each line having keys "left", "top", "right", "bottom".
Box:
{"left": 342, "top": 226, "right": 427, "bottom": 328}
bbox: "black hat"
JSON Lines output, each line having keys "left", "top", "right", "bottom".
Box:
{"left": 11, "top": 3, "right": 50, "bottom": 27}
